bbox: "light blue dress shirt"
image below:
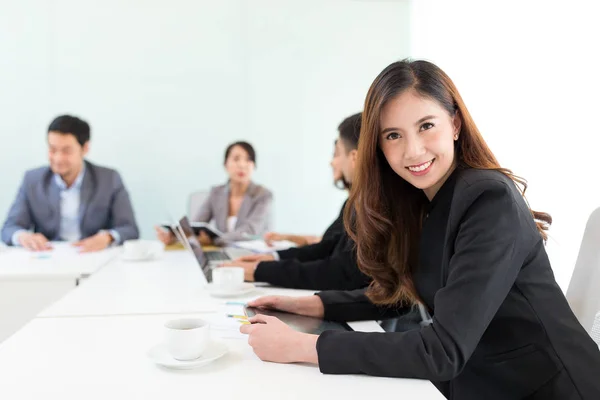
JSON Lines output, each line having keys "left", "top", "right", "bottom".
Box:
{"left": 11, "top": 166, "right": 120, "bottom": 245}
{"left": 55, "top": 167, "right": 85, "bottom": 242}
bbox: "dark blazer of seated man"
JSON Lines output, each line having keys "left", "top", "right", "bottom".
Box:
{"left": 1, "top": 115, "right": 139, "bottom": 252}
{"left": 255, "top": 227, "right": 370, "bottom": 290}
{"left": 225, "top": 203, "right": 369, "bottom": 290}
{"left": 223, "top": 113, "right": 370, "bottom": 291}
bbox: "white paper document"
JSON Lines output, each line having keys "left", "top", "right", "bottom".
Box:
{"left": 231, "top": 240, "right": 296, "bottom": 254}
{"left": 0, "top": 242, "right": 121, "bottom": 276}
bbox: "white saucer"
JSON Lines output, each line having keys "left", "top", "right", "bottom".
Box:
{"left": 206, "top": 282, "right": 256, "bottom": 298}
{"left": 147, "top": 341, "right": 228, "bottom": 370}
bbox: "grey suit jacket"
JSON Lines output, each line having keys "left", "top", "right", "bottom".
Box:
{"left": 1, "top": 160, "right": 139, "bottom": 245}
{"left": 192, "top": 182, "right": 273, "bottom": 244}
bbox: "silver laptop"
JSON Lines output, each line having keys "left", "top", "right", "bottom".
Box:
{"left": 174, "top": 217, "right": 217, "bottom": 283}
{"left": 175, "top": 216, "right": 249, "bottom": 282}
{"left": 177, "top": 217, "right": 249, "bottom": 262}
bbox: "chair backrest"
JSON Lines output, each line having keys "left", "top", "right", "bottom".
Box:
{"left": 188, "top": 190, "right": 209, "bottom": 219}
{"left": 591, "top": 312, "right": 600, "bottom": 348}
{"left": 566, "top": 207, "right": 600, "bottom": 332}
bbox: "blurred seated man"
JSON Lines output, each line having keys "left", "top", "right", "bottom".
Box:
{"left": 1, "top": 115, "right": 139, "bottom": 252}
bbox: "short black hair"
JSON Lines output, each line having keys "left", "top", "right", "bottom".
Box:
{"left": 224, "top": 141, "right": 256, "bottom": 167}
{"left": 338, "top": 112, "right": 362, "bottom": 152}
{"left": 48, "top": 115, "right": 90, "bottom": 147}
{"left": 334, "top": 113, "right": 362, "bottom": 190}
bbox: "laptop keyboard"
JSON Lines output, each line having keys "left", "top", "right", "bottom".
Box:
{"left": 205, "top": 251, "right": 230, "bottom": 262}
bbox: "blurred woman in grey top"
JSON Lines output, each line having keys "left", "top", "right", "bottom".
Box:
{"left": 156, "top": 141, "right": 273, "bottom": 245}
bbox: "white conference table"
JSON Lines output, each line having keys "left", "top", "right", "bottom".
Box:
{"left": 0, "top": 249, "right": 444, "bottom": 399}
{"left": 0, "top": 242, "right": 121, "bottom": 280}
{"left": 39, "top": 250, "right": 350, "bottom": 318}
{"left": 0, "top": 244, "right": 121, "bottom": 342}
{"left": 39, "top": 250, "right": 217, "bottom": 317}
{"left": 0, "top": 314, "right": 442, "bottom": 399}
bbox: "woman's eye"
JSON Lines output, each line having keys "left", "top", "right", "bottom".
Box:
{"left": 420, "top": 122, "right": 434, "bottom": 131}
{"left": 386, "top": 132, "right": 401, "bottom": 140}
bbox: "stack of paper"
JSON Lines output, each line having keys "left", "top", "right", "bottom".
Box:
{"left": 231, "top": 240, "right": 296, "bottom": 254}
{"left": 0, "top": 242, "right": 121, "bottom": 275}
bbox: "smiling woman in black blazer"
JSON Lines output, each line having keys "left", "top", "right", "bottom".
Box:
{"left": 238, "top": 60, "right": 600, "bottom": 399}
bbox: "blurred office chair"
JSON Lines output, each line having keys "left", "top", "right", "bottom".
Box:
{"left": 380, "top": 304, "right": 431, "bottom": 332}
{"left": 188, "top": 190, "right": 209, "bottom": 219}
{"left": 591, "top": 312, "right": 600, "bottom": 348}
{"left": 566, "top": 207, "right": 600, "bottom": 333}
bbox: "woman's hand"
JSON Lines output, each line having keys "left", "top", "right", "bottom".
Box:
{"left": 247, "top": 295, "right": 325, "bottom": 318}
{"left": 240, "top": 314, "right": 319, "bottom": 364}
{"left": 304, "top": 236, "right": 322, "bottom": 245}
{"left": 198, "top": 231, "right": 213, "bottom": 246}
{"left": 264, "top": 232, "right": 322, "bottom": 247}
{"left": 263, "top": 232, "right": 285, "bottom": 246}
{"left": 233, "top": 254, "right": 275, "bottom": 263}
{"left": 154, "top": 226, "right": 175, "bottom": 245}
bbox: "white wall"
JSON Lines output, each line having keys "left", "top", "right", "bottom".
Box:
{"left": 409, "top": 0, "right": 600, "bottom": 290}
{"left": 0, "top": 0, "right": 411, "bottom": 240}
{"left": 3, "top": 0, "right": 595, "bottom": 291}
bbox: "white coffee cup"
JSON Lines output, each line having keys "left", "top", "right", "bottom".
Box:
{"left": 164, "top": 318, "right": 210, "bottom": 361}
{"left": 212, "top": 267, "right": 244, "bottom": 289}
{"left": 123, "top": 239, "right": 164, "bottom": 261}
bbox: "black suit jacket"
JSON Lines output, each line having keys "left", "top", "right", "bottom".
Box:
{"left": 253, "top": 200, "right": 371, "bottom": 290}
{"left": 275, "top": 200, "right": 347, "bottom": 262}
{"left": 315, "top": 168, "right": 600, "bottom": 399}
{"left": 320, "top": 200, "right": 345, "bottom": 242}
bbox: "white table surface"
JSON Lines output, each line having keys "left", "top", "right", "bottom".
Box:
{"left": 3, "top": 249, "right": 442, "bottom": 398}
{"left": 0, "top": 243, "right": 121, "bottom": 280}
{"left": 0, "top": 244, "right": 122, "bottom": 342}
{"left": 0, "top": 314, "right": 444, "bottom": 399}
{"left": 39, "top": 250, "right": 345, "bottom": 318}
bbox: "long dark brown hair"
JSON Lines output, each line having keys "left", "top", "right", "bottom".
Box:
{"left": 344, "top": 59, "right": 551, "bottom": 306}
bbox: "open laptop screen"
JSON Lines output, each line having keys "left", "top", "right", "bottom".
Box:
{"left": 178, "top": 217, "right": 213, "bottom": 282}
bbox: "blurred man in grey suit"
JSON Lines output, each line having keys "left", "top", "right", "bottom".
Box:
{"left": 1, "top": 115, "right": 139, "bottom": 252}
